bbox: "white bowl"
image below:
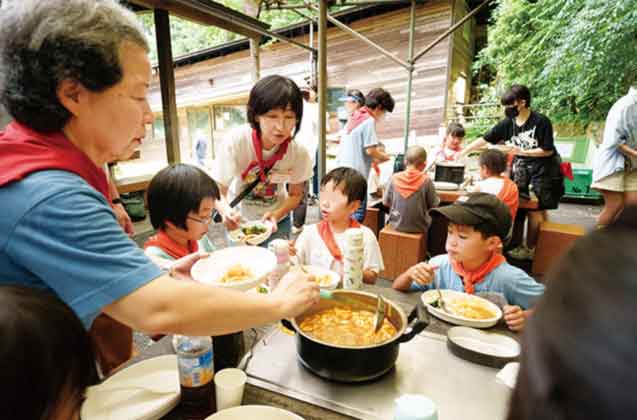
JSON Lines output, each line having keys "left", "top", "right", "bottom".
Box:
{"left": 299, "top": 265, "right": 340, "bottom": 289}
{"left": 206, "top": 405, "right": 304, "bottom": 420}
{"left": 227, "top": 220, "right": 273, "bottom": 245}
{"left": 420, "top": 289, "right": 502, "bottom": 328}
{"left": 191, "top": 246, "right": 277, "bottom": 291}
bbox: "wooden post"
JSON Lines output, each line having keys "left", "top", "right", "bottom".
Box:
{"left": 154, "top": 9, "right": 180, "bottom": 164}
{"left": 317, "top": 0, "right": 328, "bottom": 183}
{"left": 250, "top": 37, "right": 261, "bottom": 82}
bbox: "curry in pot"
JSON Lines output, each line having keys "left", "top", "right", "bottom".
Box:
{"left": 299, "top": 306, "right": 398, "bottom": 346}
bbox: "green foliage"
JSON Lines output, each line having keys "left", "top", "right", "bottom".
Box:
{"left": 475, "top": 0, "right": 637, "bottom": 124}
{"left": 136, "top": 1, "right": 338, "bottom": 64}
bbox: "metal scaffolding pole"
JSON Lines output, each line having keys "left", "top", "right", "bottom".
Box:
{"left": 307, "top": 3, "right": 411, "bottom": 71}
{"left": 318, "top": 0, "right": 328, "bottom": 182}
{"left": 403, "top": 0, "right": 417, "bottom": 152}
{"left": 413, "top": 0, "right": 490, "bottom": 63}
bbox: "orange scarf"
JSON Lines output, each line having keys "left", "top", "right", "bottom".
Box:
{"left": 497, "top": 177, "right": 519, "bottom": 221}
{"left": 345, "top": 107, "right": 373, "bottom": 134}
{"left": 241, "top": 129, "right": 290, "bottom": 183}
{"left": 392, "top": 168, "right": 429, "bottom": 199}
{"left": 317, "top": 219, "right": 361, "bottom": 262}
{"left": 450, "top": 252, "right": 506, "bottom": 294}
{"left": 144, "top": 229, "right": 199, "bottom": 260}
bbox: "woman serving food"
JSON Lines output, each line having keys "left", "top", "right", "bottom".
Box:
{"left": 211, "top": 75, "right": 313, "bottom": 244}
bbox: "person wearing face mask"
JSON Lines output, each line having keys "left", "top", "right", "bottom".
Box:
{"left": 458, "top": 85, "right": 564, "bottom": 260}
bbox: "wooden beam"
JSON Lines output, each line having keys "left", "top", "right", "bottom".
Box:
{"left": 130, "top": 0, "right": 269, "bottom": 39}
{"left": 250, "top": 38, "right": 261, "bottom": 82}
{"left": 154, "top": 9, "right": 181, "bottom": 164}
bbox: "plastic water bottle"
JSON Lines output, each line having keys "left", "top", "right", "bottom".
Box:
{"left": 173, "top": 335, "right": 216, "bottom": 419}
{"left": 394, "top": 394, "right": 438, "bottom": 420}
{"left": 267, "top": 239, "right": 290, "bottom": 288}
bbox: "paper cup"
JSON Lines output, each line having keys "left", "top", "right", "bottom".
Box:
{"left": 214, "top": 368, "right": 247, "bottom": 411}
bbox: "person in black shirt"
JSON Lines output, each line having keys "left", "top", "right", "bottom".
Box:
{"left": 459, "top": 85, "right": 564, "bottom": 260}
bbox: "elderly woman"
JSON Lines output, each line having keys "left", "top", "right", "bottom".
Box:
{"left": 0, "top": 0, "right": 318, "bottom": 375}
{"left": 591, "top": 86, "right": 637, "bottom": 227}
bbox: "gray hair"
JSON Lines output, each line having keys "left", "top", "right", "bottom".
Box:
{"left": 0, "top": 0, "right": 149, "bottom": 133}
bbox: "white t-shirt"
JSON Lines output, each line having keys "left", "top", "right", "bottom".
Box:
{"left": 296, "top": 101, "right": 319, "bottom": 166}
{"left": 211, "top": 125, "right": 313, "bottom": 221}
{"left": 476, "top": 177, "right": 505, "bottom": 196}
{"left": 294, "top": 223, "right": 384, "bottom": 275}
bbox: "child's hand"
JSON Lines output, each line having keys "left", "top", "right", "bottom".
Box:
{"left": 222, "top": 210, "right": 242, "bottom": 231}
{"left": 408, "top": 262, "right": 436, "bottom": 286}
{"left": 288, "top": 240, "right": 297, "bottom": 257}
{"left": 503, "top": 305, "right": 527, "bottom": 331}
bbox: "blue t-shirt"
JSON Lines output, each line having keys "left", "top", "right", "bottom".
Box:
{"left": 0, "top": 170, "right": 162, "bottom": 328}
{"left": 337, "top": 117, "right": 378, "bottom": 179}
{"left": 410, "top": 254, "right": 544, "bottom": 309}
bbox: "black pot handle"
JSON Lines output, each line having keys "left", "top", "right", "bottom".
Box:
{"left": 280, "top": 318, "right": 297, "bottom": 333}
{"left": 397, "top": 300, "right": 430, "bottom": 343}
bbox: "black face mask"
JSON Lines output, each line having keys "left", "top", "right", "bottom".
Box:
{"left": 505, "top": 106, "right": 519, "bottom": 119}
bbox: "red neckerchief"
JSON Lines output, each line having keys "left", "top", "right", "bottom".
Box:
{"left": 497, "top": 177, "right": 519, "bottom": 221}
{"left": 144, "top": 229, "right": 199, "bottom": 260}
{"left": 240, "top": 129, "right": 290, "bottom": 183}
{"left": 317, "top": 219, "right": 361, "bottom": 262}
{"left": 392, "top": 167, "right": 429, "bottom": 199}
{"left": 450, "top": 252, "right": 506, "bottom": 294}
{"left": 437, "top": 146, "right": 461, "bottom": 162}
{"left": 372, "top": 161, "right": 381, "bottom": 176}
{"left": 345, "top": 107, "right": 373, "bottom": 134}
{"left": 0, "top": 121, "right": 110, "bottom": 200}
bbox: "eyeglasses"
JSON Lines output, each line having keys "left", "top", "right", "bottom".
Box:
{"left": 188, "top": 213, "right": 214, "bottom": 225}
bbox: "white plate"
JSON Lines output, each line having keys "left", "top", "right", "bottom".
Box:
{"left": 206, "top": 405, "right": 304, "bottom": 420}
{"left": 191, "top": 246, "right": 277, "bottom": 291}
{"left": 81, "top": 355, "right": 179, "bottom": 420}
{"left": 228, "top": 220, "right": 273, "bottom": 245}
{"left": 448, "top": 326, "right": 520, "bottom": 359}
{"left": 421, "top": 289, "right": 502, "bottom": 328}
{"left": 433, "top": 181, "right": 459, "bottom": 191}
{"left": 299, "top": 265, "right": 340, "bottom": 290}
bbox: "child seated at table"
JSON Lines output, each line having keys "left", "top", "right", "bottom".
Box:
{"left": 144, "top": 163, "right": 218, "bottom": 269}
{"left": 392, "top": 193, "right": 544, "bottom": 331}
{"left": 472, "top": 149, "right": 519, "bottom": 221}
{"left": 427, "top": 122, "right": 465, "bottom": 168}
{"left": 1, "top": 285, "right": 99, "bottom": 420}
{"left": 292, "top": 167, "right": 384, "bottom": 284}
{"left": 383, "top": 145, "right": 439, "bottom": 233}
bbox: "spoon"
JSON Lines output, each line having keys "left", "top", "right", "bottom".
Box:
{"left": 372, "top": 294, "right": 387, "bottom": 334}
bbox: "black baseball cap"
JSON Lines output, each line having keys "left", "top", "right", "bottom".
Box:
{"left": 430, "top": 193, "right": 512, "bottom": 240}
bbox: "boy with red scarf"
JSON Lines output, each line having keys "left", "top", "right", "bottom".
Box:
{"left": 144, "top": 164, "right": 218, "bottom": 267}
{"left": 393, "top": 193, "right": 544, "bottom": 331}
{"left": 472, "top": 149, "right": 519, "bottom": 221}
{"left": 383, "top": 145, "right": 439, "bottom": 233}
{"left": 292, "top": 167, "right": 384, "bottom": 284}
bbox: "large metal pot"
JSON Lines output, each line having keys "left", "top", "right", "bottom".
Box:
{"left": 435, "top": 161, "right": 465, "bottom": 184}
{"left": 281, "top": 290, "right": 429, "bottom": 382}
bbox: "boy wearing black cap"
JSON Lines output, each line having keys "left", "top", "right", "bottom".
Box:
{"left": 392, "top": 193, "right": 544, "bottom": 331}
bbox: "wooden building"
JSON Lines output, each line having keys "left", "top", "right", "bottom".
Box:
{"left": 130, "top": 0, "right": 479, "bottom": 177}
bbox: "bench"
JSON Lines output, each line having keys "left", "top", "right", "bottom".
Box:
{"left": 532, "top": 221, "right": 586, "bottom": 276}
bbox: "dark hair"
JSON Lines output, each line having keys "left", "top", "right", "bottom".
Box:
{"left": 405, "top": 145, "right": 427, "bottom": 166}
{"left": 0, "top": 285, "right": 99, "bottom": 420}
{"left": 247, "top": 75, "right": 304, "bottom": 137}
{"left": 347, "top": 89, "right": 365, "bottom": 107}
{"left": 479, "top": 149, "right": 507, "bottom": 175}
{"left": 501, "top": 84, "right": 532, "bottom": 108}
{"left": 0, "top": 0, "right": 149, "bottom": 133}
{"left": 365, "top": 88, "right": 395, "bottom": 113}
{"left": 446, "top": 122, "right": 465, "bottom": 138}
{"left": 508, "top": 227, "right": 637, "bottom": 420}
{"left": 321, "top": 167, "right": 367, "bottom": 204}
{"left": 147, "top": 163, "right": 220, "bottom": 230}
